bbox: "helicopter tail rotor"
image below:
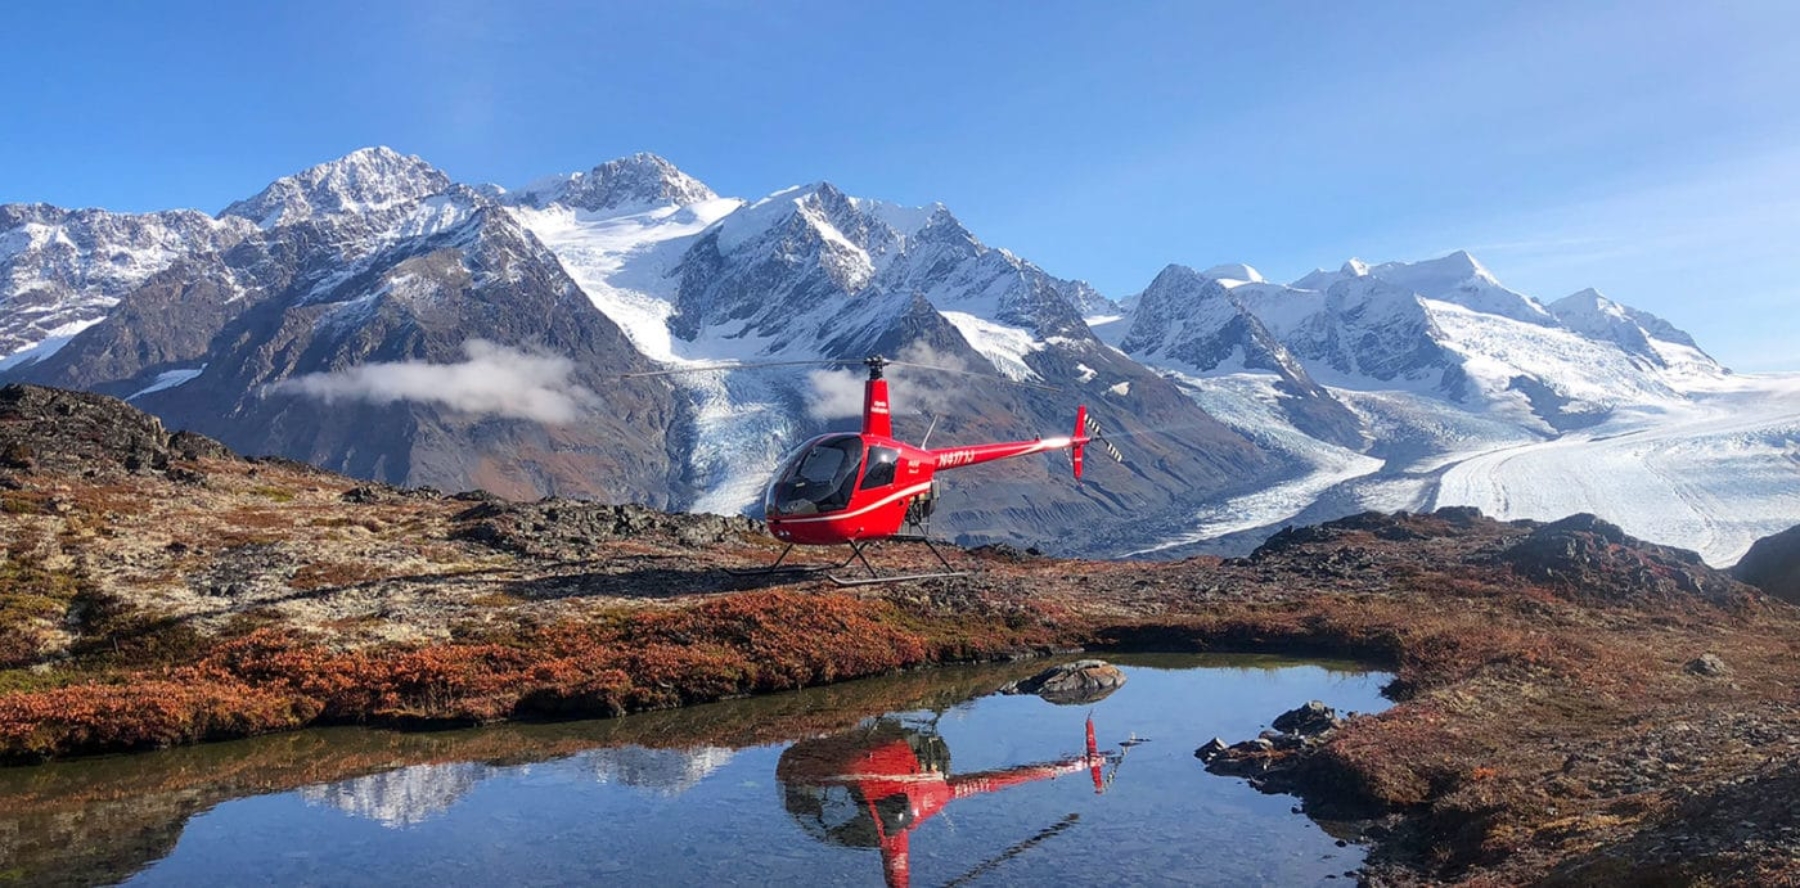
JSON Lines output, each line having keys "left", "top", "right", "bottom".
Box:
{"left": 1070, "top": 406, "right": 1124, "bottom": 481}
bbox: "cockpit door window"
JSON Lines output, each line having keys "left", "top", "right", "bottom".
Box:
{"left": 767, "top": 435, "right": 865, "bottom": 515}
{"left": 859, "top": 446, "right": 900, "bottom": 490}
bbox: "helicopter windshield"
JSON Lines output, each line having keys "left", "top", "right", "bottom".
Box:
{"left": 767, "top": 434, "right": 865, "bottom": 516}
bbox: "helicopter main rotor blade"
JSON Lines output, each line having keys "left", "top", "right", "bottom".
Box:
{"left": 621, "top": 359, "right": 866, "bottom": 379}
{"left": 620, "top": 355, "right": 1060, "bottom": 391}
{"left": 883, "top": 360, "right": 1060, "bottom": 391}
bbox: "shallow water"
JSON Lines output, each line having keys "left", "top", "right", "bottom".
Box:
{"left": 0, "top": 654, "right": 1390, "bottom": 887}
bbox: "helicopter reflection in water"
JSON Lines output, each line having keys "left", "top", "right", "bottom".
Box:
{"left": 777, "top": 714, "right": 1122, "bottom": 888}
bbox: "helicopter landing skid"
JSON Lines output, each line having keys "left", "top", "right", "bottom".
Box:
{"left": 828, "top": 537, "right": 967, "bottom": 587}
{"left": 723, "top": 544, "right": 855, "bottom": 577}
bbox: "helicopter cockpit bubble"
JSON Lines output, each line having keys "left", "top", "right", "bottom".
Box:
{"left": 766, "top": 434, "right": 865, "bottom": 517}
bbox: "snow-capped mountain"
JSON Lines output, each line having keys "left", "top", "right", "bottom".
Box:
{"left": 221, "top": 146, "right": 452, "bottom": 229}
{"left": 0, "top": 204, "right": 255, "bottom": 363}
{"left": 510, "top": 152, "right": 719, "bottom": 213}
{"left": 3, "top": 150, "right": 683, "bottom": 505}
{"left": 506, "top": 162, "right": 1274, "bottom": 541}
{"left": 1117, "top": 255, "right": 1728, "bottom": 432}
{"left": 1104, "top": 252, "right": 1797, "bottom": 565}
{"left": 0, "top": 148, "right": 1274, "bottom": 552}
{"left": 3, "top": 146, "right": 1793, "bottom": 562}
{"left": 1548, "top": 287, "right": 1719, "bottom": 374}
{"left": 1116, "top": 264, "right": 1363, "bottom": 448}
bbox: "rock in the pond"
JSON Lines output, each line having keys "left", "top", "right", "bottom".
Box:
{"left": 1195, "top": 738, "right": 1229, "bottom": 763}
{"left": 999, "top": 659, "right": 1127, "bottom": 705}
{"left": 1273, "top": 701, "right": 1343, "bottom": 736}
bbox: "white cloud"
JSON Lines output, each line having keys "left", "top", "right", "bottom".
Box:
{"left": 267, "top": 339, "right": 596, "bottom": 424}
{"left": 805, "top": 343, "right": 981, "bottom": 421}
{"left": 805, "top": 367, "right": 865, "bottom": 419}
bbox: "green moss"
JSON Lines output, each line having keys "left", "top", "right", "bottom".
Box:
{"left": 0, "top": 665, "right": 86, "bottom": 694}
{"left": 0, "top": 560, "right": 82, "bottom": 600}
{"left": 249, "top": 485, "right": 296, "bottom": 503}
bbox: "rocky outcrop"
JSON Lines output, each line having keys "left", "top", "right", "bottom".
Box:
{"left": 0, "top": 384, "right": 233, "bottom": 478}
{"left": 1196, "top": 701, "right": 1356, "bottom": 805}
{"left": 1496, "top": 514, "right": 1751, "bottom": 608}
{"left": 1732, "top": 523, "right": 1800, "bottom": 604}
{"left": 1685, "top": 653, "right": 1731, "bottom": 678}
{"left": 1252, "top": 507, "right": 1489, "bottom": 556}
{"left": 452, "top": 500, "right": 762, "bottom": 559}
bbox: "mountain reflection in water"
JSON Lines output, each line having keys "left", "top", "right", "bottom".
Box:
{"left": 0, "top": 654, "right": 1390, "bottom": 888}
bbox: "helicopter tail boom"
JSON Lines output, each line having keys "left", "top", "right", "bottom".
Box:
{"left": 927, "top": 405, "right": 1118, "bottom": 479}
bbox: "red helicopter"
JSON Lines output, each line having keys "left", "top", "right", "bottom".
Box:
{"left": 777, "top": 714, "right": 1116, "bottom": 888}
{"left": 739, "top": 355, "right": 1121, "bottom": 585}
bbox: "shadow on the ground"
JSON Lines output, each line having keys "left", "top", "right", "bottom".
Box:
{"left": 500, "top": 561, "right": 829, "bottom": 599}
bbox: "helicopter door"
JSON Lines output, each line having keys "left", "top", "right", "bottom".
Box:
{"left": 767, "top": 435, "right": 865, "bottom": 516}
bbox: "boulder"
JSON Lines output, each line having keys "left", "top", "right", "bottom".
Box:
{"left": 1685, "top": 653, "right": 1730, "bottom": 678}
{"left": 998, "top": 659, "right": 1127, "bottom": 705}
{"left": 1273, "top": 700, "right": 1344, "bottom": 736}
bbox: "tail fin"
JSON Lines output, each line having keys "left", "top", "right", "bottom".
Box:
{"left": 1071, "top": 407, "right": 1124, "bottom": 482}
{"left": 1072, "top": 405, "right": 1089, "bottom": 480}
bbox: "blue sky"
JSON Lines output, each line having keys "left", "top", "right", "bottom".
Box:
{"left": 8, "top": 1, "right": 1799, "bottom": 370}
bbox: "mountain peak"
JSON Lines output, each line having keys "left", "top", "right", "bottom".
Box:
{"left": 220, "top": 147, "right": 450, "bottom": 228}
{"left": 1560, "top": 287, "right": 1608, "bottom": 304}
{"left": 1550, "top": 288, "right": 1705, "bottom": 352}
{"left": 1364, "top": 250, "right": 1559, "bottom": 326}
{"left": 513, "top": 152, "right": 718, "bottom": 212}
{"left": 1201, "top": 263, "right": 1265, "bottom": 286}
{"left": 1289, "top": 258, "right": 1369, "bottom": 292}
{"left": 1410, "top": 249, "right": 1496, "bottom": 284}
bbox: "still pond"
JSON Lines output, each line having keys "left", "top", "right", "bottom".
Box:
{"left": 0, "top": 654, "right": 1391, "bottom": 887}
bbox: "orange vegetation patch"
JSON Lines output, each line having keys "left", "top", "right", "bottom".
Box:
{"left": 0, "top": 590, "right": 1065, "bottom": 761}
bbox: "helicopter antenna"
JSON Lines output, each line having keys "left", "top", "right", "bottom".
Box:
{"left": 920, "top": 413, "right": 940, "bottom": 449}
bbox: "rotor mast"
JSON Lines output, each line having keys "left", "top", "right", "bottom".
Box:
{"left": 862, "top": 355, "right": 893, "bottom": 438}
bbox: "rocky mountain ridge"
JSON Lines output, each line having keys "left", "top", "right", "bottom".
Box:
{"left": 3, "top": 146, "right": 1789, "bottom": 561}
{"left": 0, "top": 150, "right": 1273, "bottom": 553}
